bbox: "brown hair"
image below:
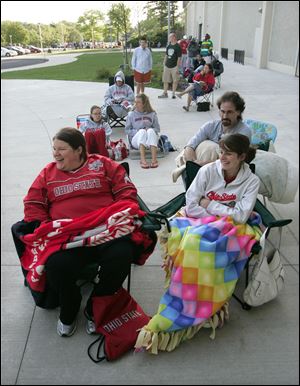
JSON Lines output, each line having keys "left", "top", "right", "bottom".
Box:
{"left": 53, "top": 128, "right": 87, "bottom": 161}
{"left": 90, "top": 105, "right": 102, "bottom": 122}
{"left": 134, "top": 93, "right": 155, "bottom": 113}
{"left": 217, "top": 91, "right": 245, "bottom": 120}
{"left": 204, "top": 63, "right": 213, "bottom": 72}
{"left": 218, "top": 133, "right": 256, "bottom": 164}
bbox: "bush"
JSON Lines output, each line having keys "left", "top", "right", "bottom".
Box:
{"left": 96, "top": 68, "right": 112, "bottom": 80}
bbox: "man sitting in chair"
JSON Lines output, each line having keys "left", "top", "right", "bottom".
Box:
{"left": 172, "top": 91, "right": 252, "bottom": 182}
{"left": 176, "top": 63, "right": 215, "bottom": 112}
{"left": 104, "top": 70, "right": 135, "bottom": 120}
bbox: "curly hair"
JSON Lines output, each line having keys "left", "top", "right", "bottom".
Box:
{"left": 217, "top": 92, "right": 246, "bottom": 120}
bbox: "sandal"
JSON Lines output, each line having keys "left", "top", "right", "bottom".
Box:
{"left": 150, "top": 161, "right": 159, "bottom": 168}
{"left": 140, "top": 160, "right": 150, "bottom": 169}
{"left": 182, "top": 106, "right": 189, "bottom": 112}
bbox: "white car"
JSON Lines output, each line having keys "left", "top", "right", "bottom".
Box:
{"left": 1, "top": 47, "right": 18, "bottom": 57}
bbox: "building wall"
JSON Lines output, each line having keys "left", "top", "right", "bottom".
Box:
{"left": 268, "top": 1, "right": 299, "bottom": 66}
{"left": 221, "top": 1, "right": 263, "bottom": 57}
{"left": 206, "top": 1, "right": 222, "bottom": 48}
{"left": 183, "top": 1, "right": 299, "bottom": 75}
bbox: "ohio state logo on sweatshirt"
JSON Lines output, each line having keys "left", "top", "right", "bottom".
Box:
{"left": 207, "top": 191, "right": 237, "bottom": 201}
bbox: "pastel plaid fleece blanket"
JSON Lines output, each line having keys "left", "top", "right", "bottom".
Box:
{"left": 135, "top": 214, "right": 262, "bottom": 354}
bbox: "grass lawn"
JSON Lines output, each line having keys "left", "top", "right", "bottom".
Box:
{"left": 1, "top": 51, "right": 166, "bottom": 89}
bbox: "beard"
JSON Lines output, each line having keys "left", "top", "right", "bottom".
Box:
{"left": 222, "top": 119, "right": 231, "bottom": 126}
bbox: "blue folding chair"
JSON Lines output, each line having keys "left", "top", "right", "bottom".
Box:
{"left": 244, "top": 119, "right": 277, "bottom": 151}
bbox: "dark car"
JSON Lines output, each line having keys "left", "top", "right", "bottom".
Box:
{"left": 28, "top": 45, "right": 42, "bottom": 53}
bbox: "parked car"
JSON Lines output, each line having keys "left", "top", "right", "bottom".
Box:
{"left": 6, "top": 45, "right": 25, "bottom": 55}
{"left": 22, "top": 47, "right": 31, "bottom": 54}
{"left": 1, "top": 47, "right": 18, "bottom": 57}
{"left": 27, "top": 45, "right": 42, "bottom": 53}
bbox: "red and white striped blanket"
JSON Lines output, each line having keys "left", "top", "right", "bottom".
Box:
{"left": 20, "top": 200, "right": 148, "bottom": 292}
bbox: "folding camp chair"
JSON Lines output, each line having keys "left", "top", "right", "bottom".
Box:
{"left": 103, "top": 75, "right": 135, "bottom": 129}
{"left": 215, "top": 75, "right": 221, "bottom": 89}
{"left": 196, "top": 87, "right": 214, "bottom": 107}
{"left": 126, "top": 134, "right": 169, "bottom": 160}
{"left": 76, "top": 114, "right": 109, "bottom": 129}
{"left": 244, "top": 119, "right": 277, "bottom": 151}
{"left": 12, "top": 162, "right": 171, "bottom": 299}
{"left": 184, "top": 160, "right": 292, "bottom": 310}
{"left": 76, "top": 114, "right": 90, "bottom": 130}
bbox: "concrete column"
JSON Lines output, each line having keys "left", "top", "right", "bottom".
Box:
{"left": 257, "top": 1, "right": 274, "bottom": 68}
{"left": 218, "top": 1, "right": 224, "bottom": 54}
{"left": 203, "top": 1, "right": 207, "bottom": 37}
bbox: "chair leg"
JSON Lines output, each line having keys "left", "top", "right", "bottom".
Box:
{"left": 232, "top": 258, "right": 252, "bottom": 310}
{"left": 127, "top": 265, "right": 131, "bottom": 293}
{"left": 232, "top": 294, "right": 252, "bottom": 310}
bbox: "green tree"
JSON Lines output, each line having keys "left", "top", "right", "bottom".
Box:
{"left": 144, "top": 1, "right": 178, "bottom": 32}
{"left": 107, "top": 2, "right": 131, "bottom": 43}
{"left": 77, "top": 10, "right": 104, "bottom": 47}
{"left": 1, "top": 21, "right": 29, "bottom": 45}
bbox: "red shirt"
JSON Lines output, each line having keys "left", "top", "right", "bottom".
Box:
{"left": 192, "top": 71, "right": 215, "bottom": 92}
{"left": 23, "top": 154, "right": 138, "bottom": 222}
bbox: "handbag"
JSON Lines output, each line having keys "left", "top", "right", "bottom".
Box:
{"left": 197, "top": 101, "right": 210, "bottom": 111}
{"left": 108, "top": 139, "right": 129, "bottom": 161}
{"left": 87, "top": 287, "right": 150, "bottom": 363}
{"left": 243, "top": 228, "right": 285, "bottom": 306}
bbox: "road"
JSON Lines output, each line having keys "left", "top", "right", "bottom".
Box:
{"left": 1, "top": 58, "right": 48, "bottom": 70}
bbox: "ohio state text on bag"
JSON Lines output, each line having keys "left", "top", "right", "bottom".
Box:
{"left": 87, "top": 287, "right": 150, "bottom": 363}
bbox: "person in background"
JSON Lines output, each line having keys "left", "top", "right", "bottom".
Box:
{"left": 200, "top": 33, "right": 214, "bottom": 63}
{"left": 187, "top": 37, "right": 200, "bottom": 68}
{"left": 211, "top": 53, "right": 224, "bottom": 77}
{"left": 172, "top": 91, "right": 252, "bottom": 182}
{"left": 185, "top": 53, "right": 207, "bottom": 82}
{"left": 176, "top": 63, "right": 215, "bottom": 112}
{"left": 104, "top": 70, "right": 135, "bottom": 119}
{"left": 178, "top": 35, "right": 189, "bottom": 73}
{"left": 193, "top": 53, "right": 206, "bottom": 73}
{"left": 158, "top": 32, "right": 182, "bottom": 99}
{"left": 125, "top": 94, "right": 160, "bottom": 169}
{"left": 79, "top": 105, "right": 112, "bottom": 157}
{"left": 131, "top": 36, "right": 153, "bottom": 95}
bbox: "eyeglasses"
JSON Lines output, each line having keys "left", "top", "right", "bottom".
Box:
{"left": 92, "top": 113, "right": 101, "bottom": 115}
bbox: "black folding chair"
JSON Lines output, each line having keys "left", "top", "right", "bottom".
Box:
{"left": 12, "top": 162, "right": 170, "bottom": 302}
{"left": 104, "top": 75, "right": 135, "bottom": 128}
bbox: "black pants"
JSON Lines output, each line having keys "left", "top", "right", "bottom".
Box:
{"left": 45, "top": 238, "right": 134, "bottom": 325}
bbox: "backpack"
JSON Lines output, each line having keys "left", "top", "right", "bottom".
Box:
{"left": 158, "top": 135, "right": 176, "bottom": 152}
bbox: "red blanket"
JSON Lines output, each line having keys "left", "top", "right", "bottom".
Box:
{"left": 20, "top": 200, "right": 151, "bottom": 292}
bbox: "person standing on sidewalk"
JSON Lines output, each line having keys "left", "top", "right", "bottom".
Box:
{"left": 131, "top": 37, "right": 153, "bottom": 95}
{"left": 178, "top": 35, "right": 189, "bottom": 73}
{"left": 158, "top": 32, "right": 182, "bottom": 99}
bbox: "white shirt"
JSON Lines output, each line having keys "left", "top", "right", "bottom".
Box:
{"left": 185, "top": 160, "right": 260, "bottom": 224}
{"left": 131, "top": 47, "right": 153, "bottom": 73}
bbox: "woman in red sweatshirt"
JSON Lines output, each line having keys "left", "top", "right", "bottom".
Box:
{"left": 17, "top": 128, "right": 155, "bottom": 338}
{"left": 176, "top": 63, "right": 215, "bottom": 111}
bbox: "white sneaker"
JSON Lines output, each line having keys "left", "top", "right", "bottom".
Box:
{"left": 57, "top": 319, "right": 77, "bottom": 337}
{"left": 86, "top": 319, "right": 96, "bottom": 335}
